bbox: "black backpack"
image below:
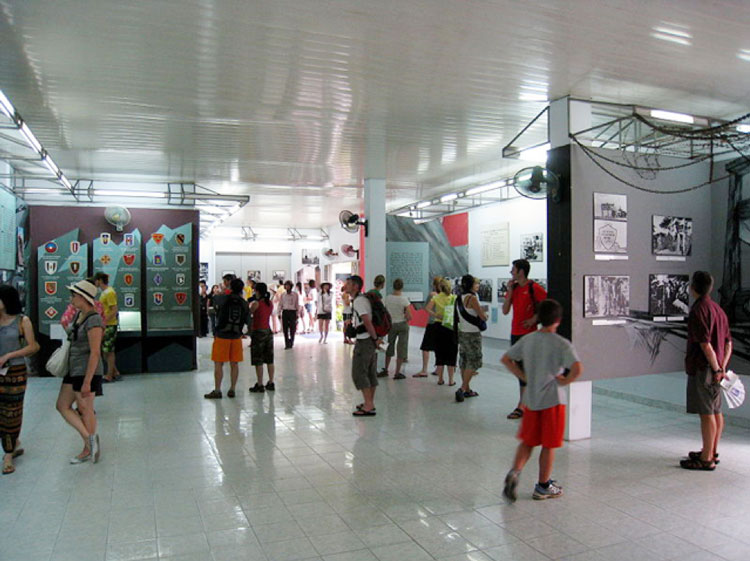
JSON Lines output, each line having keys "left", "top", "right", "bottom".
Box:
{"left": 217, "top": 294, "right": 249, "bottom": 337}
{"left": 353, "top": 292, "right": 392, "bottom": 337}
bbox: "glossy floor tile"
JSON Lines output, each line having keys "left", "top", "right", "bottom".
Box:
{"left": 2, "top": 330, "right": 749, "bottom": 561}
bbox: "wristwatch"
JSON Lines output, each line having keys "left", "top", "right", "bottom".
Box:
{"left": 712, "top": 368, "right": 723, "bottom": 374}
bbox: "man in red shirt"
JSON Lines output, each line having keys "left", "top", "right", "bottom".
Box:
{"left": 502, "top": 259, "right": 547, "bottom": 419}
{"left": 681, "top": 271, "right": 732, "bottom": 470}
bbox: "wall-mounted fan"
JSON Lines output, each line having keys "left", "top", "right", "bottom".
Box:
{"left": 322, "top": 248, "right": 339, "bottom": 258}
{"left": 339, "top": 210, "right": 368, "bottom": 236}
{"left": 512, "top": 166, "right": 560, "bottom": 203}
{"left": 341, "top": 244, "right": 359, "bottom": 259}
{"left": 104, "top": 206, "right": 132, "bottom": 232}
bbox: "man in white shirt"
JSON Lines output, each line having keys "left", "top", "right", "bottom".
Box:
{"left": 383, "top": 278, "right": 412, "bottom": 379}
{"left": 347, "top": 275, "right": 381, "bottom": 416}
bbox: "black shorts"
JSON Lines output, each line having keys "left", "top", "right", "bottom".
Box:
{"left": 251, "top": 328, "right": 274, "bottom": 365}
{"left": 317, "top": 312, "right": 332, "bottom": 320}
{"left": 510, "top": 333, "right": 527, "bottom": 387}
{"left": 63, "top": 375, "right": 103, "bottom": 396}
{"left": 343, "top": 312, "right": 353, "bottom": 321}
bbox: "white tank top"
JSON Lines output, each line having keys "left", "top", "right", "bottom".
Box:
{"left": 457, "top": 294, "right": 480, "bottom": 333}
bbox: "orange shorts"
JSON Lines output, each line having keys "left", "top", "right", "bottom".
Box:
{"left": 517, "top": 404, "right": 566, "bottom": 449}
{"left": 211, "top": 337, "right": 243, "bottom": 363}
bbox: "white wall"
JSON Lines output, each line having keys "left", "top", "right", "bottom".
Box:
{"left": 467, "top": 196, "right": 547, "bottom": 340}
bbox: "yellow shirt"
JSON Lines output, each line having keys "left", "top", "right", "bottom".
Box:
{"left": 432, "top": 292, "right": 455, "bottom": 324}
{"left": 99, "top": 286, "right": 118, "bottom": 326}
{"left": 243, "top": 285, "right": 254, "bottom": 300}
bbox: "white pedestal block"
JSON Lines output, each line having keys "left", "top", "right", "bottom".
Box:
{"left": 565, "top": 380, "right": 592, "bottom": 441}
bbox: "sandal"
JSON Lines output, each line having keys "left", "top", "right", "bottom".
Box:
{"left": 437, "top": 381, "right": 445, "bottom": 385}
{"left": 356, "top": 403, "right": 376, "bottom": 412}
{"left": 2, "top": 456, "right": 15, "bottom": 475}
{"left": 412, "top": 373, "right": 428, "bottom": 378}
{"left": 507, "top": 407, "right": 523, "bottom": 419}
{"left": 688, "top": 451, "right": 719, "bottom": 465}
{"left": 464, "top": 390, "right": 479, "bottom": 398}
{"left": 393, "top": 373, "right": 406, "bottom": 380}
{"left": 680, "top": 457, "right": 716, "bottom": 471}
{"left": 204, "top": 390, "right": 222, "bottom": 399}
{"left": 352, "top": 409, "right": 376, "bottom": 416}
{"left": 448, "top": 382, "right": 456, "bottom": 386}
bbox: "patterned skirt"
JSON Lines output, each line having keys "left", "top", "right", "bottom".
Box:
{"left": 0, "top": 363, "right": 27, "bottom": 453}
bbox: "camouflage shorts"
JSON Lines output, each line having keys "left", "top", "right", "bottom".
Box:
{"left": 102, "top": 325, "right": 118, "bottom": 352}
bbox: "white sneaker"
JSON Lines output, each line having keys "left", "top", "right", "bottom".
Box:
{"left": 533, "top": 480, "right": 563, "bottom": 500}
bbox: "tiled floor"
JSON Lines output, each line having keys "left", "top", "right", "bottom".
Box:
{"left": 3, "top": 330, "right": 750, "bottom": 561}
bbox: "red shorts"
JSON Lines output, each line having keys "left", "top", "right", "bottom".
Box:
{"left": 517, "top": 404, "right": 566, "bottom": 448}
{"left": 211, "top": 337, "right": 243, "bottom": 363}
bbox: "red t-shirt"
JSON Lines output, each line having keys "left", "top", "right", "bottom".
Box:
{"left": 510, "top": 281, "right": 547, "bottom": 336}
{"left": 252, "top": 300, "right": 273, "bottom": 330}
{"left": 685, "top": 296, "right": 731, "bottom": 375}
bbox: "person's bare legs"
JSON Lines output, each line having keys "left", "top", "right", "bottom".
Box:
{"left": 516, "top": 385, "right": 526, "bottom": 410}
{"left": 416, "top": 350, "right": 430, "bottom": 376}
{"left": 712, "top": 413, "right": 724, "bottom": 458}
{"left": 267, "top": 364, "right": 275, "bottom": 383}
{"left": 447, "top": 365, "right": 455, "bottom": 385}
{"left": 76, "top": 392, "right": 97, "bottom": 438}
{"left": 323, "top": 320, "right": 329, "bottom": 342}
{"left": 318, "top": 319, "right": 324, "bottom": 342}
{"left": 511, "top": 442, "right": 533, "bottom": 472}
{"left": 361, "top": 386, "right": 376, "bottom": 411}
{"left": 229, "top": 362, "right": 239, "bottom": 392}
{"left": 395, "top": 357, "right": 405, "bottom": 376}
{"left": 254, "top": 364, "right": 264, "bottom": 386}
{"left": 435, "top": 364, "right": 445, "bottom": 384}
{"left": 699, "top": 414, "right": 718, "bottom": 462}
{"left": 539, "top": 447, "right": 556, "bottom": 483}
{"left": 56, "top": 384, "right": 91, "bottom": 457}
{"left": 103, "top": 351, "right": 117, "bottom": 381}
{"left": 213, "top": 362, "right": 224, "bottom": 392}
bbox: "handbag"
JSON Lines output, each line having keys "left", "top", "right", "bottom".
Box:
{"left": 46, "top": 338, "right": 70, "bottom": 377}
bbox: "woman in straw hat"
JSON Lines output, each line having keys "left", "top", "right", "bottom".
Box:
{"left": 55, "top": 280, "right": 104, "bottom": 464}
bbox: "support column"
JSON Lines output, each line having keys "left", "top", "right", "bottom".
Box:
{"left": 363, "top": 128, "right": 387, "bottom": 290}
{"left": 548, "top": 96, "right": 593, "bottom": 441}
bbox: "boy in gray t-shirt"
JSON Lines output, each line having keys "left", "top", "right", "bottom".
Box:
{"left": 500, "top": 299, "right": 582, "bottom": 502}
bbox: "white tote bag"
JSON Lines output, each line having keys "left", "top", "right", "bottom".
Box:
{"left": 46, "top": 338, "right": 70, "bottom": 378}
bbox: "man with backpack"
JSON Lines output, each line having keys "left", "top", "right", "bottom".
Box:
{"left": 502, "top": 259, "right": 547, "bottom": 419}
{"left": 205, "top": 278, "right": 249, "bottom": 399}
{"left": 346, "top": 275, "right": 390, "bottom": 417}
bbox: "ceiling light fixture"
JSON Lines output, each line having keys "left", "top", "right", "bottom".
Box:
{"left": 416, "top": 201, "right": 432, "bottom": 209}
{"left": 651, "top": 26, "right": 692, "bottom": 46}
{"left": 93, "top": 190, "right": 167, "bottom": 198}
{"left": 440, "top": 193, "right": 458, "bottom": 203}
{"left": 0, "top": 90, "right": 15, "bottom": 119}
{"left": 650, "top": 109, "right": 694, "bottom": 124}
{"left": 738, "top": 49, "right": 750, "bottom": 62}
{"left": 465, "top": 181, "right": 504, "bottom": 197}
{"left": 517, "top": 143, "right": 551, "bottom": 162}
{"left": 518, "top": 92, "right": 547, "bottom": 102}
{"left": 42, "top": 155, "right": 60, "bottom": 177}
{"left": 737, "top": 124, "right": 750, "bottom": 133}
{"left": 19, "top": 122, "right": 43, "bottom": 153}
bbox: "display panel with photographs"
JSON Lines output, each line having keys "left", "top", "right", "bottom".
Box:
{"left": 301, "top": 248, "right": 320, "bottom": 265}
{"left": 520, "top": 233, "right": 543, "bottom": 262}
{"left": 246, "top": 270, "right": 261, "bottom": 281}
{"left": 652, "top": 215, "right": 693, "bottom": 257}
{"left": 583, "top": 275, "right": 630, "bottom": 318}
{"left": 477, "top": 279, "right": 493, "bottom": 302}
{"left": 593, "top": 193, "right": 627, "bottom": 254}
{"left": 272, "top": 270, "right": 286, "bottom": 281}
{"left": 649, "top": 274, "right": 690, "bottom": 316}
{"left": 497, "top": 278, "right": 511, "bottom": 299}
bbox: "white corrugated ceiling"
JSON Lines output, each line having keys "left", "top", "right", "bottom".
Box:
{"left": 2, "top": 0, "right": 749, "bottom": 227}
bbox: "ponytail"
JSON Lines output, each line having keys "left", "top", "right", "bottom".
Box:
{"left": 255, "top": 282, "right": 271, "bottom": 305}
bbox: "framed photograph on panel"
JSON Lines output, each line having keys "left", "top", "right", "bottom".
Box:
{"left": 583, "top": 275, "right": 630, "bottom": 318}
{"left": 246, "top": 270, "right": 261, "bottom": 281}
{"left": 301, "top": 249, "right": 320, "bottom": 265}
{"left": 649, "top": 274, "right": 690, "bottom": 316}
{"left": 497, "top": 278, "right": 511, "bottom": 299}
{"left": 272, "top": 270, "right": 286, "bottom": 281}
{"left": 520, "top": 233, "right": 543, "bottom": 262}
{"left": 652, "top": 215, "right": 693, "bottom": 257}
{"left": 477, "top": 279, "right": 493, "bottom": 303}
{"left": 593, "top": 220, "right": 627, "bottom": 253}
{"left": 593, "top": 193, "right": 627, "bottom": 220}
{"left": 481, "top": 223, "right": 510, "bottom": 266}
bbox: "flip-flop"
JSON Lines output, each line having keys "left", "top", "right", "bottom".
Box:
{"left": 412, "top": 373, "right": 428, "bottom": 378}
{"left": 437, "top": 381, "right": 445, "bottom": 385}
{"left": 12, "top": 448, "right": 24, "bottom": 458}
{"left": 448, "top": 382, "right": 456, "bottom": 386}
{"left": 352, "top": 409, "right": 376, "bottom": 416}
{"left": 507, "top": 407, "right": 523, "bottom": 419}
{"left": 2, "top": 461, "right": 14, "bottom": 474}
{"left": 356, "top": 403, "right": 376, "bottom": 412}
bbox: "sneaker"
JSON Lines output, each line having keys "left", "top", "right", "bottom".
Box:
{"left": 249, "top": 383, "right": 265, "bottom": 393}
{"left": 377, "top": 369, "right": 389, "bottom": 378}
{"left": 503, "top": 470, "right": 519, "bottom": 503}
{"left": 265, "top": 382, "right": 275, "bottom": 391}
{"left": 227, "top": 389, "right": 236, "bottom": 398}
{"left": 204, "top": 390, "right": 222, "bottom": 399}
{"left": 533, "top": 480, "right": 563, "bottom": 500}
{"left": 455, "top": 388, "right": 465, "bottom": 402}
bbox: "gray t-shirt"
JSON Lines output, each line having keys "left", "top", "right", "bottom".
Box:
{"left": 66, "top": 312, "right": 104, "bottom": 378}
{"left": 505, "top": 331, "right": 580, "bottom": 410}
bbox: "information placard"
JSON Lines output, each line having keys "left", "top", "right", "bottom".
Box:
{"left": 481, "top": 223, "right": 510, "bottom": 267}
{"left": 93, "top": 229, "right": 142, "bottom": 314}
{"left": 386, "top": 241, "right": 429, "bottom": 299}
{"left": 37, "top": 229, "right": 88, "bottom": 335}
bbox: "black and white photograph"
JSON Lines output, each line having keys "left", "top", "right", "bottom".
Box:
{"left": 272, "top": 270, "right": 286, "bottom": 281}
{"left": 477, "top": 278, "right": 493, "bottom": 302}
{"left": 246, "top": 270, "right": 261, "bottom": 281}
{"left": 594, "top": 219, "right": 627, "bottom": 253}
{"left": 649, "top": 274, "right": 690, "bottom": 316}
{"left": 584, "top": 275, "right": 630, "bottom": 318}
{"left": 521, "top": 233, "right": 544, "bottom": 262}
{"left": 199, "top": 262, "right": 209, "bottom": 283}
{"left": 652, "top": 215, "right": 693, "bottom": 257}
{"left": 593, "top": 192, "right": 627, "bottom": 220}
{"left": 496, "top": 277, "right": 511, "bottom": 299}
{"left": 301, "top": 248, "right": 320, "bottom": 265}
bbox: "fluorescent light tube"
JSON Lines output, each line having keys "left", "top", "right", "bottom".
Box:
{"left": 465, "top": 182, "right": 504, "bottom": 196}
{"left": 416, "top": 201, "right": 432, "bottom": 209}
{"left": 440, "top": 193, "right": 458, "bottom": 203}
{"left": 650, "top": 110, "right": 694, "bottom": 124}
{"left": 0, "top": 90, "right": 15, "bottom": 118}
{"left": 19, "top": 122, "right": 43, "bottom": 153}
{"left": 94, "top": 190, "right": 166, "bottom": 198}
{"left": 42, "top": 155, "right": 60, "bottom": 177}
{"left": 737, "top": 124, "right": 750, "bottom": 133}
{"left": 518, "top": 143, "right": 550, "bottom": 162}
{"left": 60, "top": 176, "right": 72, "bottom": 190}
